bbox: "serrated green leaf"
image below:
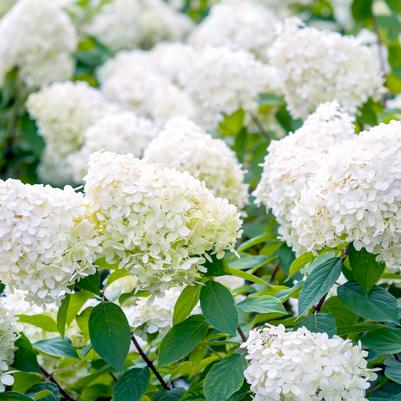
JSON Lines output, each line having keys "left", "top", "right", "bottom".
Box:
{"left": 295, "top": 313, "right": 336, "bottom": 337}
{"left": 349, "top": 244, "right": 384, "bottom": 294}
{"left": 385, "top": 359, "right": 401, "bottom": 384}
{"left": 228, "top": 268, "right": 270, "bottom": 286}
{"left": 12, "top": 334, "right": 40, "bottom": 373}
{"left": 173, "top": 285, "right": 201, "bottom": 325}
{"left": 200, "top": 281, "right": 238, "bottom": 336}
{"left": 338, "top": 282, "right": 399, "bottom": 323}
{"left": 159, "top": 315, "right": 208, "bottom": 366}
{"left": 289, "top": 252, "right": 314, "bottom": 278}
{"left": 34, "top": 337, "right": 78, "bottom": 359}
{"left": 363, "top": 328, "right": 401, "bottom": 354}
{"left": 237, "top": 296, "right": 286, "bottom": 314}
{"left": 88, "top": 302, "right": 131, "bottom": 370}
{"left": 153, "top": 388, "right": 186, "bottom": 401}
{"left": 298, "top": 257, "right": 342, "bottom": 315}
{"left": 113, "top": 368, "right": 149, "bottom": 401}
{"left": 204, "top": 354, "right": 247, "bottom": 401}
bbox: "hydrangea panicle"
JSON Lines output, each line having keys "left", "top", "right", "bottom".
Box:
{"left": 84, "top": 151, "right": 242, "bottom": 293}
{"left": 242, "top": 324, "right": 377, "bottom": 401}
{"left": 143, "top": 116, "right": 248, "bottom": 208}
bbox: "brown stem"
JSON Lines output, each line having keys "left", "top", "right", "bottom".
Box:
{"left": 40, "top": 367, "right": 76, "bottom": 401}
{"left": 131, "top": 334, "right": 170, "bottom": 390}
{"left": 237, "top": 327, "right": 247, "bottom": 343}
{"left": 312, "top": 294, "right": 327, "bottom": 314}
{"left": 270, "top": 263, "right": 280, "bottom": 283}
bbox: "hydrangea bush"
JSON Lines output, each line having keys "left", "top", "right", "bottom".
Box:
{"left": 1, "top": 0, "right": 401, "bottom": 401}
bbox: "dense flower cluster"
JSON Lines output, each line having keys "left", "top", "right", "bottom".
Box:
{"left": 85, "top": 0, "right": 192, "bottom": 51}
{"left": 123, "top": 287, "right": 183, "bottom": 334}
{"left": 143, "top": 117, "right": 248, "bottom": 208}
{"left": 189, "top": 0, "right": 279, "bottom": 60}
{"left": 269, "top": 19, "right": 384, "bottom": 118}
{"left": 254, "top": 102, "right": 355, "bottom": 252}
{"left": 242, "top": 325, "right": 377, "bottom": 401}
{"left": 177, "top": 46, "right": 277, "bottom": 129}
{"left": 100, "top": 64, "right": 195, "bottom": 126}
{"left": 69, "top": 112, "right": 157, "bottom": 182}
{"left": 0, "top": 0, "right": 77, "bottom": 88}
{"left": 84, "top": 151, "right": 242, "bottom": 293}
{"left": 0, "top": 307, "right": 17, "bottom": 392}
{"left": 292, "top": 120, "right": 401, "bottom": 271}
{"left": 27, "top": 81, "right": 115, "bottom": 185}
{"left": 99, "top": 44, "right": 277, "bottom": 129}
{"left": 0, "top": 179, "right": 99, "bottom": 305}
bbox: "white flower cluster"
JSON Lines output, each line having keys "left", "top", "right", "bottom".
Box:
{"left": 254, "top": 102, "right": 355, "bottom": 252}
{"left": 143, "top": 117, "right": 248, "bottom": 208}
{"left": 100, "top": 64, "right": 195, "bottom": 126}
{"left": 68, "top": 112, "right": 157, "bottom": 182}
{"left": 0, "top": 306, "right": 17, "bottom": 392}
{"left": 242, "top": 325, "right": 376, "bottom": 401}
{"left": 269, "top": 19, "right": 384, "bottom": 118}
{"left": 123, "top": 287, "right": 183, "bottom": 334}
{"left": 292, "top": 120, "right": 401, "bottom": 271}
{"left": 84, "top": 151, "right": 242, "bottom": 293}
{"left": 27, "top": 81, "right": 116, "bottom": 185}
{"left": 0, "top": 0, "right": 77, "bottom": 88}
{"left": 99, "top": 44, "right": 277, "bottom": 129}
{"left": 85, "top": 0, "right": 192, "bottom": 52}
{"left": 176, "top": 46, "right": 276, "bottom": 129}
{"left": 0, "top": 179, "right": 99, "bottom": 305}
{"left": 188, "top": 0, "right": 279, "bottom": 61}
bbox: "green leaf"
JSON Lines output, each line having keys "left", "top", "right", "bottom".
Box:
{"left": 295, "top": 313, "right": 336, "bottom": 337}
{"left": 0, "top": 393, "right": 34, "bottom": 401}
{"left": 76, "top": 273, "right": 100, "bottom": 294}
{"left": 385, "top": 0, "right": 401, "bottom": 13}
{"left": 228, "top": 268, "right": 270, "bottom": 286}
{"left": 57, "top": 291, "right": 93, "bottom": 336}
{"left": 153, "top": 389, "right": 186, "bottom": 401}
{"left": 228, "top": 254, "right": 269, "bottom": 271}
{"left": 12, "top": 334, "right": 40, "bottom": 373}
{"left": 363, "top": 328, "right": 401, "bottom": 354}
{"left": 200, "top": 281, "right": 238, "bottom": 336}
{"left": 204, "top": 257, "right": 230, "bottom": 277}
{"left": 27, "top": 383, "right": 59, "bottom": 401}
{"left": 385, "top": 359, "right": 401, "bottom": 384}
{"left": 56, "top": 295, "right": 70, "bottom": 337}
{"left": 173, "top": 285, "right": 201, "bottom": 325}
{"left": 323, "top": 296, "right": 358, "bottom": 328}
{"left": 159, "top": 315, "right": 208, "bottom": 366}
{"left": 237, "top": 296, "right": 286, "bottom": 314}
{"left": 289, "top": 252, "right": 314, "bottom": 278}
{"left": 298, "top": 257, "right": 342, "bottom": 315}
{"left": 338, "top": 282, "right": 399, "bottom": 323}
{"left": 88, "top": 302, "right": 131, "bottom": 371}
{"left": 348, "top": 244, "right": 384, "bottom": 294}
{"left": 34, "top": 337, "right": 78, "bottom": 359}
{"left": 17, "top": 315, "right": 57, "bottom": 332}
{"left": 113, "top": 368, "right": 149, "bottom": 401}
{"left": 352, "top": 0, "right": 373, "bottom": 21}
{"left": 204, "top": 354, "right": 247, "bottom": 401}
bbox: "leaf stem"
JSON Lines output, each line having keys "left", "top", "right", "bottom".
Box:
{"left": 40, "top": 366, "right": 76, "bottom": 401}
{"left": 131, "top": 334, "right": 170, "bottom": 390}
{"left": 312, "top": 294, "right": 327, "bottom": 314}
{"left": 237, "top": 327, "right": 247, "bottom": 342}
